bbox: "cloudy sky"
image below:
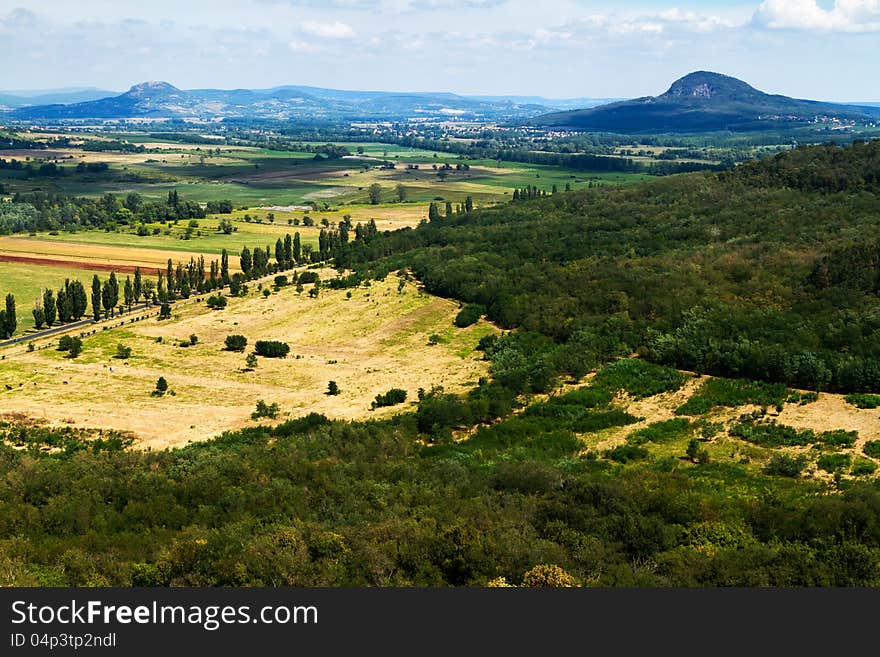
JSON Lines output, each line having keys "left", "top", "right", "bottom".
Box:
{"left": 0, "top": 1, "right": 878, "bottom": 100}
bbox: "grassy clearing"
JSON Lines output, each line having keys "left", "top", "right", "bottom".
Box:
{"left": 0, "top": 275, "right": 497, "bottom": 449}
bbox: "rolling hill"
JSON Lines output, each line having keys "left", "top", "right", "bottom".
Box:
{"left": 3, "top": 81, "right": 571, "bottom": 122}
{"left": 531, "top": 71, "right": 880, "bottom": 133}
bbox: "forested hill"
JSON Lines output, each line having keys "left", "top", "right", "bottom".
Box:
{"left": 531, "top": 71, "right": 880, "bottom": 133}
{"left": 341, "top": 140, "right": 880, "bottom": 394}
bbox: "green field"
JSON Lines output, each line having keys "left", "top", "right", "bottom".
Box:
{"left": 1, "top": 136, "right": 651, "bottom": 207}
{"left": 0, "top": 261, "right": 125, "bottom": 333}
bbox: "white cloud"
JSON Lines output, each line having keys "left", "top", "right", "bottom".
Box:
{"left": 301, "top": 20, "right": 355, "bottom": 38}
{"left": 753, "top": 0, "right": 880, "bottom": 32}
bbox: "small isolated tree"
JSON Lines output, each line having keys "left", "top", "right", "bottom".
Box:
{"left": 245, "top": 352, "right": 258, "bottom": 370}
{"left": 225, "top": 335, "right": 248, "bottom": 352}
{"left": 158, "top": 303, "right": 172, "bottom": 320}
{"left": 189, "top": 334, "right": 198, "bottom": 346}
{"left": 115, "top": 343, "right": 132, "bottom": 359}
{"left": 66, "top": 337, "right": 83, "bottom": 359}
{"left": 153, "top": 376, "right": 169, "bottom": 396}
{"left": 327, "top": 380, "right": 340, "bottom": 396}
{"left": 251, "top": 400, "right": 280, "bottom": 420}
{"left": 368, "top": 183, "right": 382, "bottom": 205}
{"left": 372, "top": 388, "right": 407, "bottom": 409}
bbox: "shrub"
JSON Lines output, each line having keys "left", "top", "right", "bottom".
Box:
{"left": 764, "top": 454, "right": 808, "bottom": 477}
{"left": 115, "top": 343, "right": 132, "bottom": 359}
{"left": 373, "top": 388, "right": 407, "bottom": 408}
{"left": 676, "top": 378, "right": 790, "bottom": 415}
{"left": 818, "top": 453, "right": 851, "bottom": 473}
{"left": 686, "top": 438, "right": 710, "bottom": 464}
{"left": 245, "top": 353, "right": 258, "bottom": 369}
{"left": 863, "top": 441, "right": 880, "bottom": 459}
{"left": 254, "top": 340, "right": 289, "bottom": 358}
{"left": 206, "top": 295, "right": 227, "bottom": 310}
{"left": 153, "top": 377, "right": 168, "bottom": 396}
{"left": 327, "top": 381, "right": 340, "bottom": 396}
{"left": 428, "top": 333, "right": 442, "bottom": 345}
{"left": 158, "top": 303, "right": 172, "bottom": 320}
{"left": 729, "top": 421, "right": 815, "bottom": 447}
{"left": 845, "top": 393, "right": 880, "bottom": 409}
{"left": 674, "top": 395, "right": 715, "bottom": 416}
{"left": 189, "top": 334, "right": 198, "bottom": 346}
{"left": 274, "top": 275, "right": 289, "bottom": 287}
{"left": 58, "top": 335, "right": 83, "bottom": 358}
{"left": 298, "top": 271, "right": 319, "bottom": 284}
{"left": 251, "top": 400, "right": 280, "bottom": 420}
{"left": 454, "top": 304, "right": 485, "bottom": 328}
{"left": 521, "top": 564, "right": 576, "bottom": 588}
{"left": 224, "top": 335, "right": 248, "bottom": 352}
{"left": 851, "top": 458, "right": 877, "bottom": 476}
{"left": 818, "top": 430, "right": 858, "bottom": 448}
{"left": 592, "top": 358, "right": 688, "bottom": 399}
{"left": 604, "top": 443, "right": 649, "bottom": 463}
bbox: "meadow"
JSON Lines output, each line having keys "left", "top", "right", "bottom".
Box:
{"left": 0, "top": 274, "right": 497, "bottom": 448}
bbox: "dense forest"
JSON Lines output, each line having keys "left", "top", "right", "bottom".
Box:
{"left": 3, "top": 360, "right": 880, "bottom": 587}
{"left": 338, "top": 140, "right": 880, "bottom": 394}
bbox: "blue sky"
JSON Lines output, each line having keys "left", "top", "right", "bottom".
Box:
{"left": 0, "top": 1, "right": 878, "bottom": 100}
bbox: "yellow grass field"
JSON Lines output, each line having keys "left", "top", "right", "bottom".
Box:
{"left": 0, "top": 275, "right": 497, "bottom": 450}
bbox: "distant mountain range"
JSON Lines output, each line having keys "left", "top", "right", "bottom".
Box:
{"left": 530, "top": 71, "right": 880, "bottom": 133}
{"left": 0, "top": 82, "right": 614, "bottom": 122}
{"left": 0, "top": 88, "right": 120, "bottom": 110}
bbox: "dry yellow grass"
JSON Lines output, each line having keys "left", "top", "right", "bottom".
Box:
{"left": 0, "top": 275, "right": 496, "bottom": 450}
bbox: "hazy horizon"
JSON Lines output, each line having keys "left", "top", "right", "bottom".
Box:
{"left": 0, "top": 1, "right": 878, "bottom": 102}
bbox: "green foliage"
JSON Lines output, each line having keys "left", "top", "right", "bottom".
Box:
{"left": 373, "top": 388, "right": 407, "bottom": 409}
{"left": 114, "top": 343, "right": 132, "bottom": 359}
{"left": 676, "top": 378, "right": 791, "bottom": 416}
{"left": 863, "top": 441, "right": 880, "bottom": 459}
{"left": 252, "top": 400, "right": 280, "bottom": 420}
{"left": 326, "top": 381, "right": 340, "bottom": 396}
{"left": 817, "top": 453, "right": 851, "bottom": 474}
{"left": 851, "top": 458, "right": 877, "bottom": 477}
{"left": 206, "top": 294, "right": 227, "bottom": 310}
{"left": 154, "top": 377, "right": 168, "bottom": 395}
{"left": 604, "top": 444, "right": 649, "bottom": 463}
{"left": 225, "top": 335, "right": 248, "bottom": 352}
{"left": 454, "top": 304, "right": 485, "bottom": 328}
{"left": 627, "top": 418, "right": 692, "bottom": 445}
{"left": 591, "top": 359, "right": 688, "bottom": 400}
{"left": 254, "top": 340, "right": 289, "bottom": 358}
{"left": 764, "top": 454, "right": 808, "bottom": 478}
{"left": 845, "top": 394, "right": 880, "bottom": 409}
{"left": 57, "top": 335, "right": 83, "bottom": 358}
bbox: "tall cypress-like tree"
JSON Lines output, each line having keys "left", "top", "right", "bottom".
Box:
{"left": 43, "top": 288, "right": 56, "bottom": 326}
{"left": 293, "top": 233, "right": 301, "bottom": 263}
{"left": 70, "top": 280, "right": 87, "bottom": 319}
{"left": 2, "top": 293, "right": 15, "bottom": 338}
{"left": 91, "top": 275, "right": 102, "bottom": 320}
{"left": 275, "top": 238, "right": 284, "bottom": 267}
{"left": 124, "top": 276, "right": 134, "bottom": 310}
{"left": 133, "top": 267, "right": 142, "bottom": 303}
{"left": 283, "top": 234, "right": 292, "bottom": 265}
{"left": 240, "top": 246, "right": 252, "bottom": 277}
{"left": 220, "top": 249, "right": 230, "bottom": 285}
{"left": 56, "top": 286, "right": 71, "bottom": 323}
{"left": 108, "top": 272, "right": 119, "bottom": 315}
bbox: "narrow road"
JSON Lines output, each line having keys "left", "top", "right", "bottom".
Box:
{"left": 0, "top": 303, "right": 153, "bottom": 348}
